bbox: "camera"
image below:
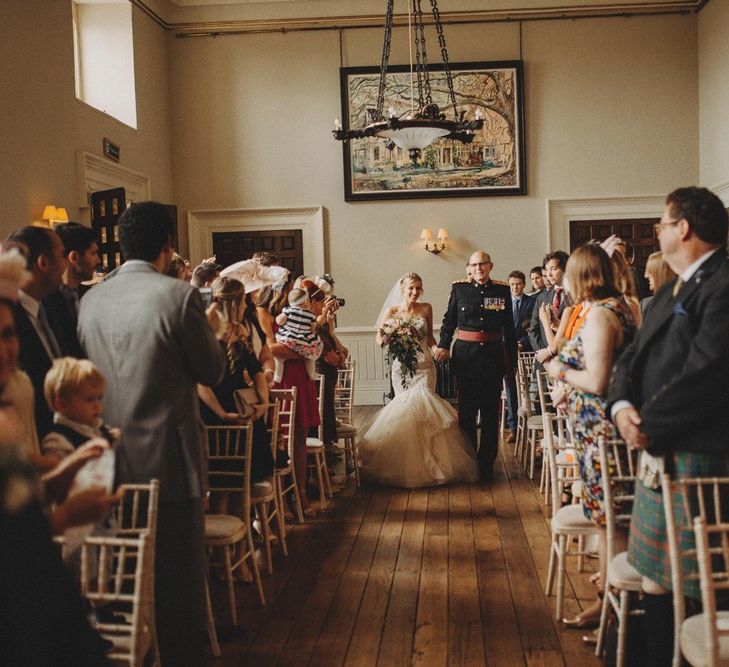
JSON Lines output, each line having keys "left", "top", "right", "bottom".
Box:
{"left": 334, "top": 297, "right": 345, "bottom": 307}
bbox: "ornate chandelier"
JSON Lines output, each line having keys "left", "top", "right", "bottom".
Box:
{"left": 333, "top": 0, "right": 483, "bottom": 165}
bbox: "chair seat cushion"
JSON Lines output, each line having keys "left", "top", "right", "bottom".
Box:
{"left": 205, "top": 514, "right": 245, "bottom": 540}
{"left": 681, "top": 611, "right": 729, "bottom": 666}
{"left": 252, "top": 480, "right": 274, "bottom": 498}
{"left": 336, "top": 423, "right": 358, "bottom": 437}
{"left": 607, "top": 551, "right": 642, "bottom": 591}
{"left": 527, "top": 415, "right": 543, "bottom": 429}
{"left": 306, "top": 437, "right": 324, "bottom": 448}
{"left": 551, "top": 503, "right": 598, "bottom": 535}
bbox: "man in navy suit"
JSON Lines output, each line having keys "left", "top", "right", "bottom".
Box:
{"left": 504, "top": 270, "right": 535, "bottom": 440}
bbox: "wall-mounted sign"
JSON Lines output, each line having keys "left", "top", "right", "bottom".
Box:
{"left": 103, "top": 138, "right": 120, "bottom": 162}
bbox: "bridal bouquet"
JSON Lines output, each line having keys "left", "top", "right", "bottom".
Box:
{"left": 379, "top": 318, "right": 421, "bottom": 387}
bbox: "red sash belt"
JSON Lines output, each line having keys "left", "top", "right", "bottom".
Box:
{"left": 457, "top": 330, "right": 502, "bottom": 343}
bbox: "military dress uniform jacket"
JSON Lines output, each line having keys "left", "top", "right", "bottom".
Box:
{"left": 438, "top": 278, "right": 518, "bottom": 378}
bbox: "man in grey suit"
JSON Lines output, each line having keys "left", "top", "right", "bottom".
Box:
{"left": 78, "top": 202, "right": 225, "bottom": 665}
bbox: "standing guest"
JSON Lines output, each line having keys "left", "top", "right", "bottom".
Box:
{"left": 78, "top": 201, "right": 225, "bottom": 666}
{"left": 528, "top": 265, "right": 546, "bottom": 295}
{"left": 641, "top": 250, "right": 676, "bottom": 317}
{"left": 166, "top": 252, "right": 190, "bottom": 281}
{"left": 252, "top": 251, "right": 281, "bottom": 266}
{"left": 544, "top": 244, "right": 635, "bottom": 630}
{"left": 609, "top": 248, "right": 642, "bottom": 327}
{"left": 504, "top": 270, "right": 535, "bottom": 441}
{"left": 6, "top": 226, "right": 66, "bottom": 440}
{"left": 45, "top": 222, "right": 99, "bottom": 359}
{"left": 256, "top": 273, "right": 321, "bottom": 516}
{"left": 435, "top": 251, "right": 517, "bottom": 480}
{"left": 190, "top": 256, "right": 221, "bottom": 289}
{"left": 197, "top": 276, "right": 274, "bottom": 483}
{"left": 608, "top": 186, "right": 729, "bottom": 667}
{"left": 530, "top": 251, "right": 570, "bottom": 363}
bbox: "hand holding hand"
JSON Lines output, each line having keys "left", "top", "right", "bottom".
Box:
{"left": 543, "top": 357, "right": 561, "bottom": 379}
{"left": 433, "top": 347, "right": 450, "bottom": 363}
{"left": 535, "top": 347, "right": 554, "bottom": 364}
{"left": 615, "top": 406, "right": 649, "bottom": 448}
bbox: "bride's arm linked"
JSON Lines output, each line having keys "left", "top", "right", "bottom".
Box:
{"left": 423, "top": 303, "right": 438, "bottom": 352}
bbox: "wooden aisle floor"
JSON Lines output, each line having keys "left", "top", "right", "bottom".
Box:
{"left": 208, "top": 406, "right": 602, "bottom": 667}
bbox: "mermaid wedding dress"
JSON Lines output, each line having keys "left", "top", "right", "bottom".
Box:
{"left": 359, "top": 315, "right": 479, "bottom": 488}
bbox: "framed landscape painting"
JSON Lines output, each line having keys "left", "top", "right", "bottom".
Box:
{"left": 339, "top": 60, "right": 526, "bottom": 202}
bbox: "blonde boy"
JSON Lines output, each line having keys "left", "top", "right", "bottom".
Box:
{"left": 42, "top": 357, "right": 117, "bottom": 459}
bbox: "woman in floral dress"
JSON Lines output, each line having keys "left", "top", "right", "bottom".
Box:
{"left": 545, "top": 244, "right": 636, "bottom": 628}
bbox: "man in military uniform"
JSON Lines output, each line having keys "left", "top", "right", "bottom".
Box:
{"left": 435, "top": 250, "right": 518, "bottom": 480}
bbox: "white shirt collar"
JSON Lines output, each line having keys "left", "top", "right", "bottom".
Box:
{"left": 53, "top": 412, "right": 103, "bottom": 439}
{"left": 17, "top": 289, "right": 40, "bottom": 318}
{"left": 681, "top": 248, "right": 721, "bottom": 282}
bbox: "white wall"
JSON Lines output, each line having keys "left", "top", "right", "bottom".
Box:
{"left": 0, "top": 0, "right": 173, "bottom": 232}
{"left": 169, "top": 13, "right": 698, "bottom": 327}
{"left": 698, "top": 0, "right": 729, "bottom": 191}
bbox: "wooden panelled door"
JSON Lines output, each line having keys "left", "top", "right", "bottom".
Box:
{"left": 212, "top": 229, "right": 304, "bottom": 275}
{"left": 91, "top": 189, "right": 178, "bottom": 273}
{"left": 569, "top": 218, "right": 658, "bottom": 297}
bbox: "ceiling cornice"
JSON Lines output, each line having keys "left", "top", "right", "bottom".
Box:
{"left": 131, "top": 0, "right": 706, "bottom": 36}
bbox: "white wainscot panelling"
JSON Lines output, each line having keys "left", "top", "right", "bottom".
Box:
{"left": 335, "top": 326, "right": 441, "bottom": 405}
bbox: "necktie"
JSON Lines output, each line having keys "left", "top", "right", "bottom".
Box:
{"left": 552, "top": 287, "right": 562, "bottom": 313}
{"left": 672, "top": 277, "right": 685, "bottom": 298}
{"left": 513, "top": 299, "right": 520, "bottom": 326}
{"left": 37, "top": 304, "right": 62, "bottom": 358}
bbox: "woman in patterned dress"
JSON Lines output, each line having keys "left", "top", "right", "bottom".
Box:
{"left": 545, "top": 244, "right": 636, "bottom": 628}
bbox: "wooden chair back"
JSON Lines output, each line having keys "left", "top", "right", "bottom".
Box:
{"left": 334, "top": 366, "right": 356, "bottom": 425}
{"left": 270, "top": 387, "right": 297, "bottom": 463}
{"left": 693, "top": 517, "right": 729, "bottom": 667}
{"left": 598, "top": 438, "right": 639, "bottom": 563}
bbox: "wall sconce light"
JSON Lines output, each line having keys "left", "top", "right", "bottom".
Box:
{"left": 41, "top": 205, "right": 69, "bottom": 226}
{"left": 421, "top": 227, "right": 448, "bottom": 255}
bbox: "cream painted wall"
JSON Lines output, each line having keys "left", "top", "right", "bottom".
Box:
{"left": 169, "top": 14, "right": 698, "bottom": 327}
{"left": 698, "top": 0, "right": 729, "bottom": 189}
{"left": 0, "top": 0, "right": 173, "bottom": 232}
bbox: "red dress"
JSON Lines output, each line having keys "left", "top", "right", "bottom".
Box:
{"left": 274, "top": 357, "right": 320, "bottom": 432}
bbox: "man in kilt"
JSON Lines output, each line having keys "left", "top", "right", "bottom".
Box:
{"left": 608, "top": 186, "right": 729, "bottom": 666}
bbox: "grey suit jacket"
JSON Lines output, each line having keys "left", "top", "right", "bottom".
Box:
{"left": 78, "top": 262, "right": 225, "bottom": 501}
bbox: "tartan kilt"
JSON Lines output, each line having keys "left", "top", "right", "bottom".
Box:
{"left": 627, "top": 450, "right": 729, "bottom": 598}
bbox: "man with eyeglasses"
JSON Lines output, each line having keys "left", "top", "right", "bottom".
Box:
{"left": 608, "top": 186, "right": 729, "bottom": 666}
{"left": 435, "top": 250, "right": 517, "bottom": 481}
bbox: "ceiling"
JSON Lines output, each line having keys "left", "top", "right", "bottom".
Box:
{"left": 136, "top": 0, "right": 708, "bottom": 35}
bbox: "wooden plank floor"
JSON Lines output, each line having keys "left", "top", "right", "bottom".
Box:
{"left": 208, "top": 405, "right": 601, "bottom": 667}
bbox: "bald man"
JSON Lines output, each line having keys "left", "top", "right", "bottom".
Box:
{"left": 436, "top": 251, "right": 518, "bottom": 480}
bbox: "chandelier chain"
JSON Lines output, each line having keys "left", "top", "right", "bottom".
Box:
{"left": 413, "top": 0, "right": 432, "bottom": 113}
{"left": 430, "top": 0, "right": 458, "bottom": 118}
{"left": 375, "top": 0, "right": 395, "bottom": 121}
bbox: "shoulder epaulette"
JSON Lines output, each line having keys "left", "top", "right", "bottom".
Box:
{"left": 492, "top": 279, "right": 508, "bottom": 286}
{"left": 452, "top": 279, "right": 470, "bottom": 284}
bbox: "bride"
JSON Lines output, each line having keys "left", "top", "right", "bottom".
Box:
{"left": 359, "top": 272, "right": 479, "bottom": 488}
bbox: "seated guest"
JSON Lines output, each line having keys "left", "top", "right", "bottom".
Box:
{"left": 528, "top": 265, "right": 546, "bottom": 295}
{"left": 78, "top": 201, "right": 225, "bottom": 666}
{"left": 45, "top": 221, "right": 100, "bottom": 359}
{"left": 166, "top": 252, "right": 191, "bottom": 280}
{"left": 190, "top": 256, "right": 221, "bottom": 288}
{"left": 641, "top": 250, "right": 676, "bottom": 317}
{"left": 197, "top": 276, "right": 274, "bottom": 485}
{"left": 41, "top": 357, "right": 117, "bottom": 461}
{"left": 6, "top": 226, "right": 66, "bottom": 440}
{"left": 609, "top": 186, "right": 729, "bottom": 666}
{"left": 504, "top": 270, "right": 535, "bottom": 441}
{"left": 545, "top": 244, "right": 635, "bottom": 632}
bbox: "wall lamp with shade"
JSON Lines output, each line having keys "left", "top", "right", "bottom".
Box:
{"left": 421, "top": 227, "right": 448, "bottom": 255}
{"left": 41, "top": 205, "right": 69, "bottom": 227}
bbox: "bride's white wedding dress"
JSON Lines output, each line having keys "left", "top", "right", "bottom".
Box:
{"left": 359, "top": 315, "right": 479, "bottom": 488}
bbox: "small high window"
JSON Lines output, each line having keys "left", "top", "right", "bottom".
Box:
{"left": 72, "top": 0, "right": 137, "bottom": 129}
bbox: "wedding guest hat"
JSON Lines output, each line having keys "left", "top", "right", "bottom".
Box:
{"left": 0, "top": 244, "right": 31, "bottom": 301}
{"left": 220, "top": 259, "right": 289, "bottom": 294}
